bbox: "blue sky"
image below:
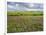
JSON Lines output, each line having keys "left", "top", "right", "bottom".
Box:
{"left": 7, "top": 2, "right": 43, "bottom": 11}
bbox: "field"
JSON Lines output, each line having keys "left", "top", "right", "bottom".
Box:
{"left": 7, "top": 11, "right": 43, "bottom": 16}
{"left": 7, "top": 16, "right": 43, "bottom": 33}
{"left": 7, "top": 11, "right": 43, "bottom": 33}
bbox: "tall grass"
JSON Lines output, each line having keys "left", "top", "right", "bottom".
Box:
{"left": 7, "top": 11, "right": 43, "bottom": 33}
{"left": 7, "top": 16, "right": 43, "bottom": 33}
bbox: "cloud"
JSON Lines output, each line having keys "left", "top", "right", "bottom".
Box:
{"left": 8, "top": 5, "right": 13, "bottom": 8}
{"left": 7, "top": 2, "right": 43, "bottom": 11}
{"left": 29, "top": 4, "right": 34, "bottom": 7}
{"left": 8, "top": 5, "right": 15, "bottom": 9}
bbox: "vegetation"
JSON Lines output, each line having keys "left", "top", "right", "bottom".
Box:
{"left": 7, "top": 16, "right": 43, "bottom": 33}
{"left": 7, "top": 11, "right": 43, "bottom": 33}
{"left": 7, "top": 11, "right": 43, "bottom": 16}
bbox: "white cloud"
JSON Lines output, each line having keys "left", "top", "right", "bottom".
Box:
{"left": 29, "top": 4, "right": 34, "bottom": 7}
{"left": 8, "top": 5, "right": 14, "bottom": 8}
{"left": 16, "top": 4, "right": 19, "bottom": 7}
{"left": 26, "top": 9, "right": 43, "bottom": 11}
{"left": 8, "top": 5, "right": 16, "bottom": 9}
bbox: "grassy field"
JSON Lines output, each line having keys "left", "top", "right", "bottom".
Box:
{"left": 7, "top": 16, "right": 43, "bottom": 33}
{"left": 7, "top": 11, "right": 43, "bottom": 33}
{"left": 7, "top": 11, "right": 43, "bottom": 16}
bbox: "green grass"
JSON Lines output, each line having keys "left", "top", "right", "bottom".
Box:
{"left": 7, "top": 16, "right": 43, "bottom": 33}
{"left": 7, "top": 11, "right": 43, "bottom": 16}
{"left": 7, "top": 11, "right": 43, "bottom": 33}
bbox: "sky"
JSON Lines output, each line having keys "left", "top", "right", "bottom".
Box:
{"left": 7, "top": 2, "right": 43, "bottom": 11}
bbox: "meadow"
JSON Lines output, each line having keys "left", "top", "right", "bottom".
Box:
{"left": 7, "top": 11, "right": 43, "bottom": 33}
{"left": 7, "top": 11, "right": 43, "bottom": 16}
